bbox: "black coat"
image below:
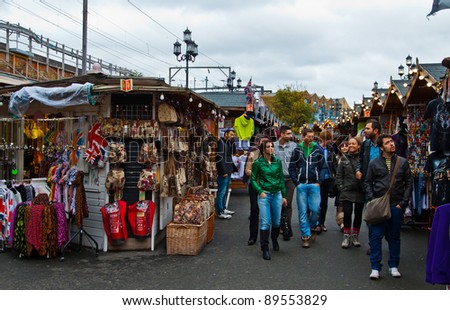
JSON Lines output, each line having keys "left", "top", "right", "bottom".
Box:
{"left": 335, "top": 153, "right": 365, "bottom": 203}
{"left": 215, "top": 137, "right": 235, "bottom": 176}
{"left": 364, "top": 154, "right": 413, "bottom": 209}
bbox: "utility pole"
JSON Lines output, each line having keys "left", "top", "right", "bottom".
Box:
{"left": 81, "top": 0, "right": 88, "bottom": 75}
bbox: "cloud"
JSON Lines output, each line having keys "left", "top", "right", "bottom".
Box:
{"left": 2, "top": 0, "right": 449, "bottom": 105}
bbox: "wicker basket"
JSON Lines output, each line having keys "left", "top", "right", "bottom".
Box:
{"left": 166, "top": 221, "right": 207, "bottom": 255}
{"left": 206, "top": 212, "right": 215, "bottom": 244}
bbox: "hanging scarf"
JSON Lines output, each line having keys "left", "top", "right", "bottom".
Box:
{"left": 13, "top": 203, "right": 28, "bottom": 257}
{"left": 73, "top": 171, "right": 89, "bottom": 228}
{"left": 40, "top": 204, "right": 58, "bottom": 258}
{"left": 25, "top": 204, "right": 44, "bottom": 256}
{"left": 53, "top": 202, "right": 69, "bottom": 248}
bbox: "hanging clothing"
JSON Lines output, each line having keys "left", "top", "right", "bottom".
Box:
{"left": 426, "top": 203, "right": 450, "bottom": 285}
{"left": 233, "top": 115, "right": 254, "bottom": 141}
{"left": 73, "top": 171, "right": 88, "bottom": 228}
{"left": 424, "top": 98, "right": 450, "bottom": 152}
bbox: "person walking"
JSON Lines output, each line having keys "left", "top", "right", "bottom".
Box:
{"left": 356, "top": 119, "right": 382, "bottom": 181}
{"left": 250, "top": 140, "right": 287, "bottom": 260}
{"left": 335, "top": 137, "right": 365, "bottom": 248}
{"left": 356, "top": 119, "right": 382, "bottom": 254}
{"left": 273, "top": 125, "right": 297, "bottom": 240}
{"left": 288, "top": 128, "right": 326, "bottom": 248}
{"left": 317, "top": 129, "right": 338, "bottom": 233}
{"left": 215, "top": 129, "right": 236, "bottom": 219}
{"left": 244, "top": 134, "right": 270, "bottom": 245}
{"left": 364, "top": 134, "right": 413, "bottom": 280}
{"left": 334, "top": 140, "right": 349, "bottom": 231}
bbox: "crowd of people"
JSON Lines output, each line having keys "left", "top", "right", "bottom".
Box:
{"left": 214, "top": 119, "right": 413, "bottom": 280}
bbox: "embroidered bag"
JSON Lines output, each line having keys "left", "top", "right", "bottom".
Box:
{"left": 109, "top": 142, "right": 127, "bottom": 164}
{"left": 137, "top": 142, "right": 159, "bottom": 164}
{"left": 137, "top": 168, "right": 159, "bottom": 191}
{"left": 157, "top": 102, "right": 178, "bottom": 124}
{"left": 105, "top": 168, "right": 125, "bottom": 201}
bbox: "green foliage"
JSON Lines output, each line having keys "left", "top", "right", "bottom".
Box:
{"left": 269, "top": 87, "right": 315, "bottom": 133}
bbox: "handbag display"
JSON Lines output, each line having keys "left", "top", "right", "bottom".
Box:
{"left": 160, "top": 153, "right": 181, "bottom": 198}
{"left": 363, "top": 158, "right": 400, "bottom": 225}
{"left": 157, "top": 102, "right": 178, "bottom": 124}
{"left": 137, "top": 168, "right": 159, "bottom": 191}
{"left": 137, "top": 142, "right": 160, "bottom": 164}
{"left": 105, "top": 168, "right": 125, "bottom": 201}
{"left": 108, "top": 142, "right": 127, "bottom": 164}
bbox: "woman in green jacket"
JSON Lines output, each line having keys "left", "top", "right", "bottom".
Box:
{"left": 250, "top": 140, "right": 287, "bottom": 260}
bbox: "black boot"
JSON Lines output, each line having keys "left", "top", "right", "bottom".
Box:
{"left": 271, "top": 226, "right": 280, "bottom": 251}
{"left": 260, "top": 230, "right": 271, "bottom": 260}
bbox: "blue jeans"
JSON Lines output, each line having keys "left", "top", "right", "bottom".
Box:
{"left": 257, "top": 191, "right": 282, "bottom": 231}
{"left": 215, "top": 174, "right": 231, "bottom": 215}
{"left": 368, "top": 205, "right": 403, "bottom": 271}
{"left": 296, "top": 183, "right": 321, "bottom": 237}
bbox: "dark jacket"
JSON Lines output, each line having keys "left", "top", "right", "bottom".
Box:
{"left": 215, "top": 137, "right": 235, "bottom": 176}
{"left": 357, "top": 138, "right": 381, "bottom": 178}
{"left": 335, "top": 153, "right": 365, "bottom": 203}
{"left": 364, "top": 154, "right": 413, "bottom": 209}
{"left": 318, "top": 143, "right": 338, "bottom": 179}
{"left": 250, "top": 155, "right": 286, "bottom": 197}
{"left": 288, "top": 142, "right": 326, "bottom": 186}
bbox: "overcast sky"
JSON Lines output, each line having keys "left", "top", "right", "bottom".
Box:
{"left": 2, "top": 0, "right": 449, "bottom": 105}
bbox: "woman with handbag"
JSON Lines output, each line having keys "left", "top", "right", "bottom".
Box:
{"left": 335, "top": 137, "right": 364, "bottom": 248}
{"left": 364, "top": 134, "right": 413, "bottom": 280}
{"left": 250, "top": 140, "right": 287, "bottom": 260}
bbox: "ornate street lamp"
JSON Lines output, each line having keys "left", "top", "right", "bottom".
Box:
{"left": 173, "top": 28, "right": 198, "bottom": 89}
{"left": 398, "top": 54, "right": 415, "bottom": 80}
{"left": 226, "top": 70, "right": 237, "bottom": 91}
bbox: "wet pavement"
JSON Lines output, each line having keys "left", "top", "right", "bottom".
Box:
{"left": 0, "top": 188, "right": 442, "bottom": 290}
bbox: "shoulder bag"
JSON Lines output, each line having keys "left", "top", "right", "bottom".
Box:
{"left": 363, "top": 158, "right": 399, "bottom": 225}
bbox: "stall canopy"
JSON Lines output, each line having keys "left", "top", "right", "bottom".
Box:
{"left": 8, "top": 82, "right": 96, "bottom": 117}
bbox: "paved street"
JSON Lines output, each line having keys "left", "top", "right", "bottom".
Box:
{"left": 0, "top": 188, "right": 441, "bottom": 290}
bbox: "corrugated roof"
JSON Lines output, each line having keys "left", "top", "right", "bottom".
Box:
{"left": 199, "top": 91, "right": 247, "bottom": 108}
{"left": 421, "top": 63, "right": 447, "bottom": 80}
{"left": 391, "top": 80, "right": 409, "bottom": 96}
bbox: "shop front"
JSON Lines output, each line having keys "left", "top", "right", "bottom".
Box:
{"left": 0, "top": 74, "right": 222, "bottom": 256}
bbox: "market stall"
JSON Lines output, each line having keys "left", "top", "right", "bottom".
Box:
{"left": 0, "top": 74, "right": 223, "bottom": 256}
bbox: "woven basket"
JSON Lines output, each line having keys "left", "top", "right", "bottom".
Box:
{"left": 166, "top": 221, "right": 207, "bottom": 255}
{"left": 206, "top": 212, "right": 215, "bottom": 244}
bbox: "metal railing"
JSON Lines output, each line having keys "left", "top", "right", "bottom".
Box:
{"left": 0, "top": 21, "right": 139, "bottom": 81}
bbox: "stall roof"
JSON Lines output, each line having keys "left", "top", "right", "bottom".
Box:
{"left": 199, "top": 91, "right": 247, "bottom": 109}
{"left": 383, "top": 79, "right": 406, "bottom": 113}
{"left": 0, "top": 73, "right": 223, "bottom": 114}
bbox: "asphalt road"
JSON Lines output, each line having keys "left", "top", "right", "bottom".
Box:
{"left": 0, "top": 188, "right": 442, "bottom": 290}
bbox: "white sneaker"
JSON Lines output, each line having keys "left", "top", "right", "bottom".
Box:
{"left": 217, "top": 213, "right": 232, "bottom": 219}
{"left": 389, "top": 267, "right": 402, "bottom": 278}
{"left": 224, "top": 209, "right": 235, "bottom": 215}
{"left": 341, "top": 234, "right": 350, "bottom": 248}
{"left": 369, "top": 269, "right": 380, "bottom": 280}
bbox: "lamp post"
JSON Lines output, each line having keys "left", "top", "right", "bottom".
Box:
{"left": 173, "top": 28, "right": 198, "bottom": 89}
{"left": 398, "top": 54, "right": 417, "bottom": 80}
{"left": 226, "top": 70, "right": 242, "bottom": 91}
{"left": 371, "top": 81, "right": 383, "bottom": 106}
